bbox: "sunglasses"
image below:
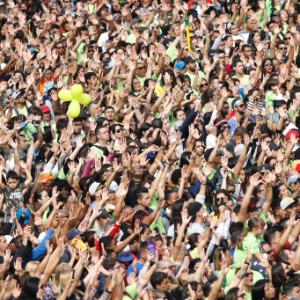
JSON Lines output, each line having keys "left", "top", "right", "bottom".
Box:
{"left": 265, "top": 63, "right": 272, "bottom": 67}
{"left": 56, "top": 46, "right": 65, "bottom": 49}
{"left": 200, "top": 83, "right": 208, "bottom": 87}
{"left": 217, "top": 197, "right": 225, "bottom": 201}
{"left": 279, "top": 47, "right": 287, "bottom": 50}
{"left": 284, "top": 37, "right": 291, "bottom": 40}
{"left": 163, "top": 265, "right": 175, "bottom": 270}
{"left": 245, "top": 272, "right": 252, "bottom": 277}
{"left": 222, "top": 125, "right": 230, "bottom": 129}
{"left": 115, "top": 128, "right": 124, "bottom": 133}
{"left": 238, "top": 104, "right": 245, "bottom": 108}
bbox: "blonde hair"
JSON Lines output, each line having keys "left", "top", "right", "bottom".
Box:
{"left": 54, "top": 263, "right": 72, "bottom": 286}
{"left": 24, "top": 261, "right": 39, "bottom": 274}
{"left": 59, "top": 271, "right": 72, "bottom": 290}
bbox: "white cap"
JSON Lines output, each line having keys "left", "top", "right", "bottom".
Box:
{"left": 89, "top": 182, "right": 101, "bottom": 196}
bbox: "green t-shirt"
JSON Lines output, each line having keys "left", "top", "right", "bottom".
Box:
{"left": 233, "top": 232, "right": 260, "bottom": 267}
{"left": 232, "top": 74, "right": 250, "bottom": 90}
{"left": 185, "top": 71, "right": 206, "bottom": 86}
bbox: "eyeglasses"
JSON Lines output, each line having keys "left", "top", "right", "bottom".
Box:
{"left": 284, "top": 37, "right": 291, "bottom": 40}
{"left": 200, "top": 83, "right": 208, "bottom": 87}
{"left": 115, "top": 128, "right": 124, "bottom": 133}
{"left": 238, "top": 104, "right": 245, "bottom": 108}
{"left": 245, "top": 272, "right": 252, "bottom": 277}
{"left": 265, "top": 63, "right": 272, "bottom": 67}
{"left": 222, "top": 125, "right": 230, "bottom": 129}
{"left": 163, "top": 265, "right": 175, "bottom": 270}
{"left": 279, "top": 47, "right": 287, "bottom": 51}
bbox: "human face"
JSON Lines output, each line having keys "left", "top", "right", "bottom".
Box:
{"left": 278, "top": 45, "right": 287, "bottom": 55}
{"left": 246, "top": 19, "right": 256, "bottom": 31}
{"left": 167, "top": 192, "right": 179, "bottom": 206}
{"left": 175, "top": 110, "right": 186, "bottom": 121}
{"left": 162, "top": 119, "right": 170, "bottom": 132}
{"left": 264, "top": 60, "right": 273, "bottom": 73}
{"left": 188, "top": 60, "right": 197, "bottom": 72}
{"left": 0, "top": 236, "right": 8, "bottom": 252}
{"left": 136, "top": 64, "right": 147, "bottom": 76}
{"left": 243, "top": 47, "right": 253, "bottom": 58}
{"left": 161, "top": 263, "right": 176, "bottom": 276}
{"left": 262, "top": 244, "right": 274, "bottom": 263}
{"left": 138, "top": 192, "right": 151, "bottom": 208}
{"left": 141, "top": 227, "right": 151, "bottom": 241}
{"left": 195, "top": 141, "right": 205, "bottom": 155}
{"left": 56, "top": 43, "right": 65, "bottom": 55}
{"left": 73, "top": 121, "right": 82, "bottom": 134}
{"left": 200, "top": 81, "right": 208, "bottom": 91}
{"left": 240, "top": 170, "right": 246, "bottom": 182}
{"left": 97, "top": 127, "right": 110, "bottom": 142}
{"left": 235, "top": 63, "right": 244, "bottom": 75}
{"left": 253, "top": 32, "right": 261, "bottom": 42}
{"left": 155, "top": 240, "right": 163, "bottom": 257}
{"left": 279, "top": 184, "right": 289, "bottom": 198}
{"left": 158, "top": 277, "right": 171, "bottom": 292}
{"left": 40, "top": 190, "right": 50, "bottom": 204}
{"left": 264, "top": 282, "right": 275, "bottom": 299}
{"left": 114, "top": 126, "right": 124, "bottom": 138}
{"left": 132, "top": 79, "right": 141, "bottom": 92}
{"left": 105, "top": 108, "right": 114, "bottom": 121}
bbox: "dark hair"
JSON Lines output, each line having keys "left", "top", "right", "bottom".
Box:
{"left": 252, "top": 279, "right": 270, "bottom": 300}
{"left": 225, "top": 287, "right": 239, "bottom": 300}
{"left": 272, "top": 263, "right": 286, "bottom": 289}
{"left": 182, "top": 281, "right": 201, "bottom": 299}
{"left": 6, "top": 170, "right": 19, "bottom": 181}
{"left": 21, "top": 277, "right": 40, "bottom": 299}
{"left": 150, "top": 271, "right": 168, "bottom": 289}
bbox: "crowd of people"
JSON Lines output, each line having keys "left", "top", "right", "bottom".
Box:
{"left": 0, "top": 0, "right": 299, "bottom": 299}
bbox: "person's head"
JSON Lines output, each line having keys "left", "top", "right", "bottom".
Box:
{"left": 173, "top": 108, "right": 186, "bottom": 121}
{"left": 6, "top": 170, "right": 20, "bottom": 190}
{"left": 96, "top": 126, "right": 110, "bottom": 143}
{"left": 135, "top": 62, "right": 147, "bottom": 77}
{"left": 182, "top": 281, "right": 204, "bottom": 300}
{"left": 245, "top": 17, "right": 257, "bottom": 31}
{"left": 252, "top": 279, "right": 275, "bottom": 300}
{"left": 225, "top": 287, "right": 246, "bottom": 300}
{"left": 72, "top": 117, "right": 82, "bottom": 134}
{"left": 104, "top": 106, "right": 115, "bottom": 122}
{"left": 272, "top": 262, "right": 288, "bottom": 288}
{"left": 280, "top": 280, "right": 300, "bottom": 299}
{"left": 33, "top": 189, "right": 50, "bottom": 205}
{"left": 158, "top": 259, "right": 176, "bottom": 277}
{"left": 110, "top": 123, "right": 124, "bottom": 139}
{"left": 264, "top": 226, "right": 281, "bottom": 248}
{"left": 0, "top": 235, "right": 8, "bottom": 252}
{"left": 150, "top": 271, "right": 170, "bottom": 292}
{"left": 213, "top": 247, "right": 233, "bottom": 270}
{"left": 232, "top": 60, "right": 244, "bottom": 76}
{"left": 248, "top": 216, "right": 265, "bottom": 235}
{"left": 261, "top": 242, "right": 274, "bottom": 264}
{"left": 242, "top": 44, "right": 253, "bottom": 58}
{"left": 136, "top": 187, "right": 151, "bottom": 208}
{"left": 22, "top": 277, "right": 44, "bottom": 300}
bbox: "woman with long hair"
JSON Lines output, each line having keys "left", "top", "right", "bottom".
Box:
{"left": 252, "top": 279, "right": 275, "bottom": 300}
{"left": 234, "top": 216, "right": 266, "bottom": 266}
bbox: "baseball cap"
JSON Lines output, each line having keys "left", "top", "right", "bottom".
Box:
{"left": 16, "top": 208, "right": 31, "bottom": 225}
{"left": 89, "top": 182, "right": 101, "bottom": 196}
{"left": 287, "top": 176, "right": 299, "bottom": 185}
{"left": 285, "top": 130, "right": 300, "bottom": 141}
{"left": 269, "top": 141, "right": 280, "bottom": 151}
{"left": 37, "top": 51, "right": 46, "bottom": 60}
{"left": 260, "top": 164, "right": 273, "bottom": 174}
{"left": 5, "top": 235, "right": 13, "bottom": 244}
{"left": 175, "top": 61, "right": 186, "bottom": 70}
{"left": 12, "top": 89, "right": 25, "bottom": 99}
{"left": 99, "top": 164, "right": 114, "bottom": 175}
{"left": 96, "top": 209, "right": 109, "bottom": 219}
{"left": 184, "top": 56, "right": 196, "bottom": 65}
{"left": 234, "top": 144, "right": 244, "bottom": 157}
{"left": 187, "top": 202, "right": 202, "bottom": 218}
{"left": 204, "top": 148, "right": 223, "bottom": 161}
{"left": 129, "top": 18, "right": 140, "bottom": 27}
{"left": 280, "top": 197, "right": 295, "bottom": 210}
{"left": 67, "top": 228, "right": 83, "bottom": 240}
{"left": 41, "top": 105, "right": 50, "bottom": 113}
{"left": 117, "top": 244, "right": 133, "bottom": 262}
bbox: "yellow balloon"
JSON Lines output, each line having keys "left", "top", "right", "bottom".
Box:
{"left": 70, "top": 84, "right": 83, "bottom": 100}
{"left": 58, "top": 89, "right": 72, "bottom": 101}
{"left": 68, "top": 100, "right": 81, "bottom": 118}
{"left": 78, "top": 93, "right": 91, "bottom": 105}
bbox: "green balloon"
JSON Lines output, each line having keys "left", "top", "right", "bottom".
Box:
{"left": 78, "top": 93, "right": 91, "bottom": 105}
{"left": 68, "top": 100, "right": 81, "bottom": 118}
